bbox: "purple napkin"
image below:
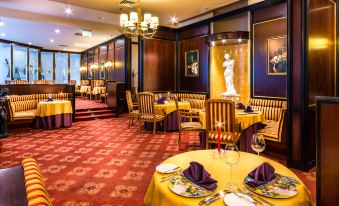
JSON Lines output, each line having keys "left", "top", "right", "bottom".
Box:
{"left": 247, "top": 162, "right": 277, "bottom": 187}
{"left": 236, "top": 103, "right": 246, "bottom": 109}
{"left": 183, "top": 161, "right": 217, "bottom": 191}
{"left": 244, "top": 105, "right": 253, "bottom": 113}
{"left": 156, "top": 98, "right": 165, "bottom": 104}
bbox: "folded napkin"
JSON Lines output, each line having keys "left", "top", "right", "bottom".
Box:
{"left": 247, "top": 162, "right": 276, "bottom": 187}
{"left": 46, "top": 97, "right": 53, "bottom": 102}
{"left": 236, "top": 103, "right": 246, "bottom": 110}
{"left": 183, "top": 161, "right": 217, "bottom": 191}
{"left": 243, "top": 106, "right": 253, "bottom": 113}
{"left": 156, "top": 98, "right": 165, "bottom": 104}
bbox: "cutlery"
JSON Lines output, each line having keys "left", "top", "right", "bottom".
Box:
{"left": 233, "top": 192, "right": 258, "bottom": 205}
{"left": 162, "top": 166, "right": 180, "bottom": 173}
{"left": 240, "top": 187, "right": 276, "bottom": 206}
{"left": 160, "top": 170, "right": 182, "bottom": 182}
{"left": 199, "top": 190, "right": 230, "bottom": 205}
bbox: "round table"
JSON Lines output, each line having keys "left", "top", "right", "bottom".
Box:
{"left": 35, "top": 100, "right": 73, "bottom": 130}
{"left": 199, "top": 110, "right": 264, "bottom": 131}
{"left": 144, "top": 150, "right": 312, "bottom": 206}
{"left": 155, "top": 100, "right": 191, "bottom": 115}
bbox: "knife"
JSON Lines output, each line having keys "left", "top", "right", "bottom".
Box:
{"left": 199, "top": 190, "right": 230, "bottom": 205}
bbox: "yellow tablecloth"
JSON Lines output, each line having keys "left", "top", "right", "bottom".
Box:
{"left": 144, "top": 150, "right": 312, "bottom": 206}
{"left": 80, "top": 86, "right": 91, "bottom": 93}
{"left": 199, "top": 110, "right": 264, "bottom": 131}
{"left": 35, "top": 100, "right": 73, "bottom": 117}
{"left": 155, "top": 101, "right": 191, "bottom": 115}
{"left": 92, "top": 87, "right": 106, "bottom": 95}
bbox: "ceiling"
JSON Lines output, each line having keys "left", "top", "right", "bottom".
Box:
{"left": 0, "top": 0, "right": 242, "bottom": 52}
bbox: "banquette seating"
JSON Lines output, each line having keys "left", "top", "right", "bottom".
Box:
{"left": 5, "top": 80, "right": 28, "bottom": 85}
{"left": 0, "top": 157, "right": 52, "bottom": 206}
{"left": 6, "top": 93, "right": 73, "bottom": 122}
{"left": 249, "top": 98, "right": 287, "bottom": 142}
{"left": 33, "top": 80, "right": 55, "bottom": 84}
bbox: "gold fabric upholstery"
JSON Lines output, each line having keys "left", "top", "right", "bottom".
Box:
{"left": 249, "top": 98, "right": 287, "bottom": 142}
{"left": 13, "top": 110, "right": 36, "bottom": 120}
{"left": 69, "top": 80, "right": 76, "bottom": 85}
{"left": 205, "top": 99, "right": 240, "bottom": 148}
{"left": 80, "top": 80, "right": 90, "bottom": 86}
{"left": 137, "top": 92, "right": 166, "bottom": 135}
{"left": 22, "top": 158, "right": 52, "bottom": 206}
{"left": 5, "top": 80, "right": 28, "bottom": 85}
{"left": 176, "top": 93, "right": 206, "bottom": 109}
{"left": 33, "top": 80, "right": 55, "bottom": 84}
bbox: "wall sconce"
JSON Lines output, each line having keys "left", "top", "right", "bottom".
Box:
{"left": 104, "top": 61, "right": 113, "bottom": 68}
{"left": 89, "top": 64, "right": 98, "bottom": 69}
{"left": 80, "top": 66, "right": 87, "bottom": 72}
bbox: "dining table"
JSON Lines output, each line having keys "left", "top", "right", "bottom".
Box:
{"left": 34, "top": 100, "right": 73, "bottom": 130}
{"left": 144, "top": 150, "right": 312, "bottom": 206}
{"left": 199, "top": 110, "right": 265, "bottom": 152}
{"left": 145, "top": 100, "right": 191, "bottom": 131}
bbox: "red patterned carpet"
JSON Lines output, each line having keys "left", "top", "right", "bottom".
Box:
{"left": 0, "top": 116, "right": 315, "bottom": 206}
{"left": 75, "top": 97, "right": 108, "bottom": 110}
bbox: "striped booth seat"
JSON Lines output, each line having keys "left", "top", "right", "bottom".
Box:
{"left": 175, "top": 93, "right": 207, "bottom": 113}
{"left": 7, "top": 93, "right": 73, "bottom": 122}
{"left": 22, "top": 158, "right": 52, "bottom": 206}
{"left": 5, "top": 80, "right": 28, "bottom": 85}
{"left": 249, "top": 98, "right": 287, "bottom": 142}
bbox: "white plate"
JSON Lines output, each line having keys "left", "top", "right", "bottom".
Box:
{"left": 224, "top": 193, "right": 255, "bottom": 206}
{"left": 156, "top": 164, "right": 178, "bottom": 173}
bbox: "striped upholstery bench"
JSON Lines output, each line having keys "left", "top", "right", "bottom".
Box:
{"left": 249, "top": 98, "right": 287, "bottom": 142}
{"left": 6, "top": 93, "right": 73, "bottom": 122}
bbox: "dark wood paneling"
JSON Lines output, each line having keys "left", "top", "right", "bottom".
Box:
{"left": 115, "top": 38, "right": 126, "bottom": 48}
{"left": 107, "top": 48, "right": 115, "bottom": 81}
{"left": 153, "top": 27, "right": 176, "bottom": 41}
{"left": 143, "top": 38, "right": 175, "bottom": 91}
{"left": 178, "top": 36, "right": 208, "bottom": 92}
{"left": 114, "top": 46, "right": 126, "bottom": 82}
{"left": 178, "top": 24, "right": 209, "bottom": 40}
{"left": 252, "top": 3, "right": 287, "bottom": 99}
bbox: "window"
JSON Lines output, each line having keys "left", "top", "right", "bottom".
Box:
{"left": 13, "top": 45, "right": 28, "bottom": 80}
{"left": 41, "top": 52, "right": 53, "bottom": 80}
{"left": 0, "top": 43, "right": 11, "bottom": 84}
{"left": 70, "top": 54, "right": 81, "bottom": 85}
{"left": 55, "top": 53, "right": 69, "bottom": 84}
{"left": 29, "top": 48, "right": 39, "bottom": 82}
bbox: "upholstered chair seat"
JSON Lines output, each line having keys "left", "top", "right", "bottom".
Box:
{"left": 13, "top": 110, "right": 36, "bottom": 120}
{"left": 126, "top": 90, "right": 139, "bottom": 128}
{"left": 208, "top": 132, "right": 241, "bottom": 142}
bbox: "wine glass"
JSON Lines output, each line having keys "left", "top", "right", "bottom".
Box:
{"left": 225, "top": 144, "right": 240, "bottom": 191}
{"left": 251, "top": 134, "right": 266, "bottom": 156}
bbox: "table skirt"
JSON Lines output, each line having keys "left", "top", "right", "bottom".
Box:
{"left": 34, "top": 114, "right": 72, "bottom": 130}
{"left": 145, "top": 111, "right": 181, "bottom": 131}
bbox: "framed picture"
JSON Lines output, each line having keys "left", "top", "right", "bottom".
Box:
{"left": 88, "top": 69, "right": 93, "bottom": 79}
{"left": 185, "top": 50, "right": 199, "bottom": 77}
{"left": 99, "top": 66, "right": 105, "bottom": 80}
{"left": 267, "top": 35, "right": 287, "bottom": 75}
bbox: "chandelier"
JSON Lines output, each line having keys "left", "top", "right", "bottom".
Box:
{"left": 119, "top": 0, "right": 159, "bottom": 39}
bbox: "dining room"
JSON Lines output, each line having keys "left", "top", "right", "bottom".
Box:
{"left": 0, "top": 0, "right": 338, "bottom": 206}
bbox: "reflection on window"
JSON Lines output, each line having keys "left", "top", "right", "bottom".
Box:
{"left": 13, "top": 45, "right": 27, "bottom": 80}
{"left": 41, "top": 52, "right": 53, "bottom": 80}
{"left": 70, "top": 54, "right": 81, "bottom": 85}
{"left": 0, "top": 43, "right": 11, "bottom": 84}
{"left": 55, "top": 53, "right": 68, "bottom": 84}
{"left": 29, "top": 48, "right": 39, "bottom": 82}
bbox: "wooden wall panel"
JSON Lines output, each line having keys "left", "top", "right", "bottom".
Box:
{"left": 178, "top": 24, "right": 209, "bottom": 40}
{"left": 178, "top": 36, "right": 209, "bottom": 92}
{"left": 107, "top": 49, "right": 115, "bottom": 81}
{"left": 143, "top": 38, "right": 175, "bottom": 91}
{"left": 114, "top": 46, "right": 126, "bottom": 82}
{"left": 252, "top": 3, "right": 287, "bottom": 99}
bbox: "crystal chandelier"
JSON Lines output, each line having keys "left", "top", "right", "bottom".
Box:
{"left": 119, "top": 0, "right": 159, "bottom": 39}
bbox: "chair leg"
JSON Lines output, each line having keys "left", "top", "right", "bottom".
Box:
{"left": 128, "top": 116, "right": 131, "bottom": 128}
{"left": 131, "top": 117, "right": 134, "bottom": 126}
{"left": 178, "top": 130, "right": 182, "bottom": 144}
{"left": 139, "top": 119, "right": 142, "bottom": 134}
{"left": 164, "top": 119, "right": 167, "bottom": 133}
{"left": 153, "top": 121, "right": 156, "bottom": 135}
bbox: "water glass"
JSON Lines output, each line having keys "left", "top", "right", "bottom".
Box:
{"left": 251, "top": 134, "right": 266, "bottom": 156}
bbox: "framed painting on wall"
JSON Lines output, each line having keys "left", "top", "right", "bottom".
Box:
{"left": 267, "top": 35, "right": 287, "bottom": 75}
{"left": 99, "top": 65, "right": 105, "bottom": 80}
{"left": 88, "top": 69, "right": 93, "bottom": 79}
{"left": 185, "top": 50, "right": 199, "bottom": 77}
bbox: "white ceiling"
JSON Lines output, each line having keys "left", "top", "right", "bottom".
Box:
{"left": 0, "top": 0, "right": 242, "bottom": 52}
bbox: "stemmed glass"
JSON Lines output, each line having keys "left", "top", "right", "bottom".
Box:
{"left": 225, "top": 144, "right": 240, "bottom": 191}
{"left": 251, "top": 134, "right": 266, "bottom": 156}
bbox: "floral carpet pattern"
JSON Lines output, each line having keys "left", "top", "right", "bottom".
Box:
{"left": 75, "top": 97, "right": 107, "bottom": 110}
{"left": 0, "top": 116, "right": 315, "bottom": 206}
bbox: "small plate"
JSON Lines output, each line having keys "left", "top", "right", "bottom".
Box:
{"left": 224, "top": 193, "right": 255, "bottom": 206}
{"left": 156, "top": 164, "right": 178, "bottom": 173}
{"left": 168, "top": 173, "right": 213, "bottom": 198}
{"left": 244, "top": 174, "right": 298, "bottom": 199}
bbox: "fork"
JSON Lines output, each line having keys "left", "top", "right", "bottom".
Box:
{"left": 240, "top": 187, "right": 275, "bottom": 206}
{"left": 160, "top": 169, "right": 182, "bottom": 182}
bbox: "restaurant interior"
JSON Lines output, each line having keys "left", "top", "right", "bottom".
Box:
{"left": 0, "top": 0, "right": 338, "bottom": 205}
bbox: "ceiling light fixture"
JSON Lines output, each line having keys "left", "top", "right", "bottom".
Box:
{"left": 170, "top": 17, "right": 177, "bottom": 24}
{"left": 120, "top": 0, "right": 159, "bottom": 39}
{"left": 0, "top": 20, "right": 5, "bottom": 27}
{"left": 1, "top": 33, "right": 6, "bottom": 37}
{"left": 55, "top": 29, "right": 60, "bottom": 34}
{"left": 64, "top": 7, "right": 73, "bottom": 16}
{"left": 50, "top": 39, "right": 54, "bottom": 43}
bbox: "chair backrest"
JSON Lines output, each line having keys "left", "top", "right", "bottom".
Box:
{"left": 249, "top": 98, "right": 287, "bottom": 121}
{"left": 69, "top": 80, "right": 76, "bottom": 85}
{"left": 126, "top": 90, "right": 133, "bottom": 112}
{"left": 80, "top": 80, "right": 90, "bottom": 86}
{"left": 5, "top": 80, "right": 28, "bottom": 85}
{"left": 91, "top": 80, "right": 105, "bottom": 88}
{"left": 206, "top": 99, "right": 235, "bottom": 133}
{"left": 137, "top": 92, "right": 155, "bottom": 115}
{"left": 174, "top": 97, "right": 199, "bottom": 126}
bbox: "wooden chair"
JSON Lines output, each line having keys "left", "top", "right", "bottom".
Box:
{"left": 205, "top": 99, "right": 240, "bottom": 149}
{"left": 174, "top": 97, "right": 203, "bottom": 146}
{"left": 126, "top": 90, "right": 139, "bottom": 128}
{"left": 5, "top": 80, "right": 28, "bottom": 84}
{"left": 137, "top": 92, "right": 166, "bottom": 135}
{"left": 69, "top": 80, "right": 76, "bottom": 85}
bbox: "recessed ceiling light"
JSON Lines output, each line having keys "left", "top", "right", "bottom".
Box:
{"left": 1, "top": 33, "right": 6, "bottom": 37}
{"left": 0, "top": 20, "right": 5, "bottom": 27}
{"left": 50, "top": 39, "right": 54, "bottom": 43}
{"left": 64, "top": 7, "right": 73, "bottom": 16}
{"left": 170, "top": 17, "right": 177, "bottom": 24}
{"left": 55, "top": 29, "right": 60, "bottom": 34}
